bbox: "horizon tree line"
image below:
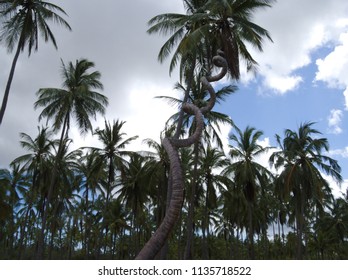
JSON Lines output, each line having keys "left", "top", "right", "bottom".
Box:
{"left": 1, "top": 0, "right": 347, "bottom": 260}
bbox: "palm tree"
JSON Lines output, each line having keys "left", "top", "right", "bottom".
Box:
{"left": 34, "top": 58, "right": 108, "bottom": 259}
{"left": 136, "top": 51, "right": 228, "bottom": 259}
{"left": 198, "top": 145, "right": 229, "bottom": 258}
{"left": 118, "top": 152, "right": 153, "bottom": 256}
{"left": 46, "top": 138, "right": 81, "bottom": 259}
{"left": 223, "top": 125, "right": 273, "bottom": 259}
{"left": 148, "top": 2, "right": 275, "bottom": 197}
{"left": 147, "top": 0, "right": 273, "bottom": 79}
{"left": 0, "top": 0, "right": 71, "bottom": 124}
{"left": 270, "top": 122, "right": 342, "bottom": 259}
{"left": 76, "top": 151, "right": 106, "bottom": 257}
{"left": 90, "top": 119, "right": 138, "bottom": 255}
{"left": 157, "top": 74, "right": 236, "bottom": 259}
{"left": 139, "top": 0, "right": 273, "bottom": 259}
{"left": 91, "top": 120, "right": 138, "bottom": 209}
{"left": 0, "top": 162, "right": 28, "bottom": 258}
{"left": 11, "top": 126, "right": 54, "bottom": 258}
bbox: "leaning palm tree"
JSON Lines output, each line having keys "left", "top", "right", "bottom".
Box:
{"left": 0, "top": 0, "right": 71, "bottom": 124}
{"left": 269, "top": 122, "right": 342, "bottom": 259}
{"left": 223, "top": 125, "right": 273, "bottom": 259}
{"left": 34, "top": 58, "right": 108, "bottom": 259}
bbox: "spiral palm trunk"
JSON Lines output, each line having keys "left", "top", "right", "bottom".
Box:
{"left": 136, "top": 53, "right": 227, "bottom": 259}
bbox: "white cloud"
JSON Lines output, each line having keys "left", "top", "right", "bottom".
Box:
{"left": 250, "top": 0, "right": 348, "bottom": 95}
{"left": 262, "top": 70, "right": 303, "bottom": 94}
{"left": 321, "top": 174, "right": 348, "bottom": 199}
{"left": 255, "top": 137, "right": 280, "bottom": 174}
{"left": 328, "top": 146, "right": 348, "bottom": 158}
{"left": 344, "top": 88, "right": 348, "bottom": 110}
{"left": 327, "top": 109, "right": 344, "bottom": 134}
{"left": 315, "top": 31, "right": 348, "bottom": 109}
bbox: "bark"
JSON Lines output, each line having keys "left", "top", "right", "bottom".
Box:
{"left": 135, "top": 52, "right": 227, "bottom": 260}
{"left": 184, "top": 141, "right": 200, "bottom": 259}
{"left": 247, "top": 201, "right": 255, "bottom": 259}
{"left": 0, "top": 42, "right": 22, "bottom": 125}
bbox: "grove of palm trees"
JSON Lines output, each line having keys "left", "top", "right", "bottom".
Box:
{"left": 1, "top": 0, "right": 347, "bottom": 260}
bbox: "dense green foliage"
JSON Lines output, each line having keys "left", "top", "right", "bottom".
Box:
{"left": 1, "top": 0, "right": 347, "bottom": 260}
{"left": 0, "top": 118, "right": 347, "bottom": 259}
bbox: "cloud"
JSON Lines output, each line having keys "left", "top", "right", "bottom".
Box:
{"left": 328, "top": 146, "right": 348, "bottom": 158}
{"left": 315, "top": 31, "right": 348, "bottom": 109}
{"left": 0, "top": 0, "right": 183, "bottom": 168}
{"left": 262, "top": 70, "right": 303, "bottom": 95}
{"left": 327, "top": 109, "right": 344, "bottom": 134}
{"left": 249, "top": 0, "right": 348, "bottom": 95}
{"left": 321, "top": 174, "right": 348, "bottom": 198}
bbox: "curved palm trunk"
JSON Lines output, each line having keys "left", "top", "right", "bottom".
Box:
{"left": 0, "top": 42, "right": 22, "bottom": 125}
{"left": 136, "top": 53, "right": 227, "bottom": 259}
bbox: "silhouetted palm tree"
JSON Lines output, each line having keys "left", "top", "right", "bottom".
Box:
{"left": 270, "top": 122, "right": 342, "bottom": 259}
{"left": 34, "top": 58, "right": 108, "bottom": 258}
{"left": 0, "top": 0, "right": 71, "bottom": 124}
{"left": 223, "top": 125, "right": 272, "bottom": 259}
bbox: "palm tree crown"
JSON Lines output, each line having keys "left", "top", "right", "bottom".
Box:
{"left": 148, "top": 0, "right": 274, "bottom": 79}
{"left": 0, "top": 0, "right": 71, "bottom": 54}
{"left": 34, "top": 58, "right": 108, "bottom": 137}
{"left": 270, "top": 121, "right": 342, "bottom": 259}
{"left": 0, "top": 0, "right": 72, "bottom": 124}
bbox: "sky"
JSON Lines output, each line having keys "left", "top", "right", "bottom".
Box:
{"left": 0, "top": 0, "right": 348, "bottom": 197}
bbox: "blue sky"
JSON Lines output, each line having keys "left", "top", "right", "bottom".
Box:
{"left": 0, "top": 0, "right": 348, "bottom": 196}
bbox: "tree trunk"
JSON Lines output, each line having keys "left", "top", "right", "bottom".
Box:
{"left": 136, "top": 53, "right": 227, "bottom": 260}
{"left": 184, "top": 141, "right": 200, "bottom": 259}
{"left": 247, "top": 201, "right": 255, "bottom": 259}
{"left": 0, "top": 41, "right": 22, "bottom": 125}
{"left": 36, "top": 113, "right": 69, "bottom": 259}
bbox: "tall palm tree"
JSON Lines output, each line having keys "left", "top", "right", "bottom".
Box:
{"left": 223, "top": 125, "right": 273, "bottom": 259}
{"left": 149, "top": 1, "right": 274, "bottom": 175}
{"left": 0, "top": 0, "right": 71, "bottom": 124}
{"left": 11, "top": 126, "right": 54, "bottom": 258}
{"left": 34, "top": 58, "right": 108, "bottom": 259}
{"left": 158, "top": 73, "right": 236, "bottom": 259}
{"left": 118, "top": 152, "right": 153, "bottom": 256}
{"left": 76, "top": 151, "right": 106, "bottom": 257}
{"left": 90, "top": 119, "right": 138, "bottom": 255}
{"left": 270, "top": 122, "right": 342, "bottom": 259}
{"left": 140, "top": 0, "right": 273, "bottom": 259}
{"left": 147, "top": 0, "right": 273, "bottom": 80}
{"left": 198, "top": 145, "right": 229, "bottom": 258}
{"left": 136, "top": 51, "right": 228, "bottom": 259}
{"left": 91, "top": 120, "right": 138, "bottom": 209}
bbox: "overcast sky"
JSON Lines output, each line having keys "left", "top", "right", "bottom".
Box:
{"left": 1, "top": 0, "right": 348, "bottom": 196}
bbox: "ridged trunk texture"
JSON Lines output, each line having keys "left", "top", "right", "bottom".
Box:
{"left": 135, "top": 52, "right": 227, "bottom": 260}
